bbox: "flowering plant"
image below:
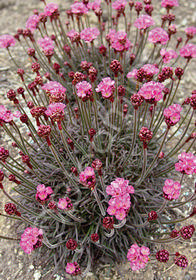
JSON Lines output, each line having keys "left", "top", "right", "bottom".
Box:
{"left": 0, "top": 0, "right": 196, "bottom": 278}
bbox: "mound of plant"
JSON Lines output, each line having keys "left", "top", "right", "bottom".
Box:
{"left": 0, "top": 0, "right": 196, "bottom": 278}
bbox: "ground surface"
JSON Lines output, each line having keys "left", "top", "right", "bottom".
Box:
{"left": 0, "top": 0, "right": 196, "bottom": 279}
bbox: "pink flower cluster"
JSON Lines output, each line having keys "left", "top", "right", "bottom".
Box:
{"left": 134, "top": 15, "right": 155, "bottom": 30}
{"left": 20, "top": 227, "right": 43, "bottom": 254}
{"left": 138, "top": 81, "right": 164, "bottom": 103}
{"left": 106, "top": 178, "right": 134, "bottom": 221}
{"left": 179, "top": 43, "right": 196, "bottom": 59}
{"left": 95, "top": 77, "right": 115, "bottom": 100}
{"left": 37, "top": 36, "right": 54, "bottom": 52}
{"left": 163, "top": 103, "right": 182, "bottom": 127}
{"left": 175, "top": 152, "right": 196, "bottom": 175}
{"left": 127, "top": 244, "right": 150, "bottom": 271}
{"left": 26, "top": 15, "right": 39, "bottom": 33}
{"left": 0, "top": 105, "right": 21, "bottom": 124}
{"left": 71, "top": 2, "right": 88, "bottom": 16}
{"left": 80, "top": 27, "right": 100, "bottom": 43}
{"left": 112, "top": 0, "right": 127, "bottom": 11}
{"left": 44, "top": 2, "right": 59, "bottom": 16}
{"left": 42, "top": 81, "right": 67, "bottom": 96}
{"left": 127, "top": 64, "right": 159, "bottom": 82}
{"left": 66, "top": 262, "right": 81, "bottom": 275}
{"left": 160, "top": 49, "right": 178, "bottom": 63}
{"left": 185, "top": 26, "right": 196, "bottom": 39}
{"left": 45, "top": 102, "right": 66, "bottom": 120}
{"left": 58, "top": 197, "right": 73, "bottom": 210}
{"left": 148, "top": 27, "right": 169, "bottom": 45}
{"left": 76, "top": 81, "right": 93, "bottom": 101}
{"left": 67, "top": 29, "right": 80, "bottom": 43}
{"left": 87, "top": 0, "right": 101, "bottom": 11}
{"left": 161, "top": 0, "right": 179, "bottom": 8}
{"left": 163, "top": 179, "right": 181, "bottom": 200}
{"left": 0, "top": 34, "right": 16, "bottom": 49}
{"left": 36, "top": 184, "right": 53, "bottom": 202}
{"left": 79, "top": 166, "right": 96, "bottom": 189}
{"left": 110, "top": 30, "right": 131, "bottom": 52}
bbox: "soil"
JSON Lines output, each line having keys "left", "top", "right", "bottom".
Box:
{"left": 0, "top": 0, "right": 196, "bottom": 279}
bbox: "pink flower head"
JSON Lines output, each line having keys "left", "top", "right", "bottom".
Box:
{"left": 45, "top": 102, "right": 66, "bottom": 125}
{"left": 185, "top": 27, "right": 196, "bottom": 39}
{"left": 79, "top": 166, "right": 96, "bottom": 189}
{"left": 80, "top": 27, "right": 100, "bottom": 43}
{"left": 66, "top": 263, "right": 76, "bottom": 274}
{"left": 127, "top": 244, "right": 150, "bottom": 271}
{"left": 160, "top": 49, "right": 178, "bottom": 63}
{"left": 37, "top": 36, "right": 54, "bottom": 52}
{"left": 179, "top": 44, "right": 196, "bottom": 59}
{"left": 58, "top": 197, "right": 73, "bottom": 210}
{"left": 127, "top": 69, "right": 138, "bottom": 80}
{"left": 0, "top": 105, "right": 21, "bottom": 123}
{"left": 148, "top": 28, "right": 169, "bottom": 45}
{"left": 175, "top": 152, "right": 196, "bottom": 175}
{"left": 134, "top": 15, "right": 155, "bottom": 30}
{"left": 95, "top": 77, "right": 115, "bottom": 100}
{"left": 20, "top": 227, "right": 43, "bottom": 254}
{"left": 112, "top": 0, "right": 127, "bottom": 12}
{"left": 44, "top": 3, "right": 59, "bottom": 16}
{"left": 42, "top": 81, "right": 66, "bottom": 96}
{"left": 88, "top": 0, "right": 101, "bottom": 11}
{"left": 164, "top": 103, "right": 182, "bottom": 126}
{"left": 163, "top": 179, "right": 181, "bottom": 200}
{"left": 161, "top": 0, "right": 179, "bottom": 9}
{"left": 138, "top": 81, "right": 164, "bottom": 104}
{"left": 36, "top": 184, "right": 53, "bottom": 202}
{"left": 67, "top": 29, "right": 80, "bottom": 43}
{"left": 76, "top": 81, "right": 93, "bottom": 101}
{"left": 106, "top": 178, "right": 134, "bottom": 197}
{"left": 71, "top": 2, "right": 88, "bottom": 16}
{"left": 0, "top": 34, "right": 16, "bottom": 49}
{"left": 111, "top": 31, "right": 131, "bottom": 52}
{"left": 106, "top": 178, "right": 134, "bottom": 220}
{"left": 106, "top": 29, "right": 116, "bottom": 45}
{"left": 26, "top": 15, "right": 39, "bottom": 32}
{"left": 66, "top": 262, "right": 81, "bottom": 275}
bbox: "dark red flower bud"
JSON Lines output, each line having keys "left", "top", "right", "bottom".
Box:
{"left": 139, "top": 127, "right": 153, "bottom": 144}
{"left": 170, "top": 229, "right": 179, "bottom": 238}
{"left": 71, "top": 167, "right": 78, "bottom": 176}
{"left": 88, "top": 128, "right": 96, "bottom": 142}
{"left": 131, "top": 93, "right": 144, "bottom": 109}
{"left": 7, "top": 89, "right": 16, "bottom": 101}
{"left": 99, "top": 45, "right": 107, "bottom": 56}
{"left": 175, "top": 67, "right": 184, "bottom": 80}
{"left": 66, "top": 239, "right": 78, "bottom": 250}
{"left": 180, "top": 225, "right": 195, "bottom": 240}
{"left": 31, "top": 62, "right": 40, "bottom": 73}
{"left": 91, "top": 233, "right": 99, "bottom": 242}
{"left": 110, "top": 59, "right": 123, "bottom": 77}
{"left": 123, "top": 104, "right": 128, "bottom": 117}
{"left": 174, "top": 255, "right": 188, "bottom": 268}
{"left": 4, "top": 203, "right": 20, "bottom": 216}
{"left": 156, "top": 249, "right": 169, "bottom": 263}
{"left": 17, "top": 68, "right": 25, "bottom": 81}
{"left": 8, "top": 174, "right": 21, "bottom": 184}
{"left": 103, "top": 216, "right": 114, "bottom": 229}
{"left": 148, "top": 210, "right": 158, "bottom": 221}
{"left": 67, "top": 138, "right": 74, "bottom": 150}
{"left": 37, "top": 125, "right": 51, "bottom": 146}
{"left": 129, "top": 53, "right": 136, "bottom": 65}
{"left": 190, "top": 94, "right": 196, "bottom": 110}
{"left": 0, "top": 169, "right": 4, "bottom": 182}
{"left": 26, "top": 102, "right": 34, "bottom": 110}
{"left": 0, "top": 147, "right": 9, "bottom": 162}
{"left": 135, "top": 2, "right": 143, "bottom": 15}
{"left": 20, "top": 114, "right": 28, "bottom": 124}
